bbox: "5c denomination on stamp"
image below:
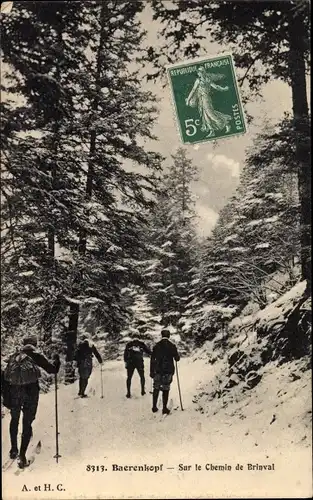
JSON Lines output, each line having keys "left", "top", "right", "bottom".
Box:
{"left": 167, "top": 53, "right": 247, "bottom": 145}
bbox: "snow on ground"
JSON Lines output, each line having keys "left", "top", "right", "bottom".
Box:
{"left": 229, "top": 280, "right": 307, "bottom": 334}
{"left": 2, "top": 356, "right": 312, "bottom": 499}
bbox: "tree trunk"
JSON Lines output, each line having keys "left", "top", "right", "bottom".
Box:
{"left": 44, "top": 26, "right": 63, "bottom": 344}
{"left": 182, "top": 161, "right": 186, "bottom": 227}
{"left": 66, "top": 4, "right": 107, "bottom": 366}
{"left": 44, "top": 127, "right": 59, "bottom": 343}
{"left": 65, "top": 302, "right": 79, "bottom": 384}
{"left": 288, "top": 11, "right": 311, "bottom": 294}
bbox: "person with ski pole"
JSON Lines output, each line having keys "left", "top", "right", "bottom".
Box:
{"left": 150, "top": 329, "right": 180, "bottom": 415}
{"left": 124, "top": 333, "right": 152, "bottom": 398}
{"left": 2, "top": 335, "right": 60, "bottom": 469}
{"left": 74, "top": 334, "right": 102, "bottom": 398}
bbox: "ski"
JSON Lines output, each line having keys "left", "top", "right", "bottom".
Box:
{"left": 2, "top": 457, "right": 17, "bottom": 472}
{"left": 2, "top": 434, "right": 35, "bottom": 472}
{"left": 14, "top": 440, "right": 42, "bottom": 475}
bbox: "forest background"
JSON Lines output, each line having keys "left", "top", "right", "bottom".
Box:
{"left": 1, "top": 1, "right": 311, "bottom": 388}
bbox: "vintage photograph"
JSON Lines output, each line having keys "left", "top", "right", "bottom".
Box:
{"left": 1, "top": 1, "right": 312, "bottom": 499}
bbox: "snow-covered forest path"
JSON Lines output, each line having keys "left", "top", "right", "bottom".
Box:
{"left": 2, "top": 357, "right": 311, "bottom": 499}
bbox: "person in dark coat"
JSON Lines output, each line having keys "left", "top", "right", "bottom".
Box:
{"left": 75, "top": 335, "right": 103, "bottom": 398}
{"left": 150, "top": 329, "right": 180, "bottom": 414}
{"left": 2, "top": 335, "right": 60, "bottom": 468}
{"left": 124, "top": 335, "right": 151, "bottom": 398}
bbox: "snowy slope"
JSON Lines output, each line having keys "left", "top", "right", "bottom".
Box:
{"left": 2, "top": 355, "right": 312, "bottom": 499}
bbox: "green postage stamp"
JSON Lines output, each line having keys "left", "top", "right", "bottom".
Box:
{"left": 167, "top": 53, "right": 247, "bottom": 145}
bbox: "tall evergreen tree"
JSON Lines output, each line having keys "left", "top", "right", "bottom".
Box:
{"left": 1, "top": 2, "right": 89, "bottom": 346}
{"left": 186, "top": 118, "right": 301, "bottom": 344}
{"left": 122, "top": 285, "right": 161, "bottom": 341}
{"left": 145, "top": 148, "right": 199, "bottom": 327}
{"left": 149, "top": 0, "right": 311, "bottom": 291}
{"left": 59, "top": 1, "right": 162, "bottom": 380}
{"left": 1, "top": 1, "right": 163, "bottom": 382}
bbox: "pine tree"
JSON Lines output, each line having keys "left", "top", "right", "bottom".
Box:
{"left": 58, "top": 1, "right": 162, "bottom": 380}
{"left": 188, "top": 118, "right": 301, "bottom": 343}
{"left": 145, "top": 148, "right": 199, "bottom": 327}
{"left": 149, "top": 0, "right": 311, "bottom": 291}
{"left": 181, "top": 119, "right": 302, "bottom": 345}
{"left": 122, "top": 286, "right": 161, "bottom": 342}
{"left": 1, "top": 2, "right": 163, "bottom": 381}
{"left": 1, "top": 2, "right": 89, "bottom": 345}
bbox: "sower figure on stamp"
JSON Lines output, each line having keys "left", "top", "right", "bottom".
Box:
{"left": 75, "top": 334, "right": 103, "bottom": 398}
{"left": 186, "top": 66, "right": 231, "bottom": 138}
{"left": 2, "top": 335, "right": 60, "bottom": 468}
{"left": 150, "top": 329, "right": 180, "bottom": 414}
{"left": 124, "top": 334, "right": 151, "bottom": 398}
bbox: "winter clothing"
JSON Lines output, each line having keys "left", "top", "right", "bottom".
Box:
{"left": 150, "top": 337, "right": 180, "bottom": 413}
{"left": 124, "top": 338, "right": 152, "bottom": 366}
{"left": 74, "top": 340, "right": 102, "bottom": 397}
{"left": 3, "top": 344, "right": 60, "bottom": 466}
{"left": 153, "top": 373, "right": 173, "bottom": 391}
{"left": 1, "top": 368, "right": 11, "bottom": 410}
{"left": 124, "top": 338, "right": 151, "bottom": 397}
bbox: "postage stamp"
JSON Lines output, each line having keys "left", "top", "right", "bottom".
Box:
{"left": 166, "top": 53, "right": 247, "bottom": 145}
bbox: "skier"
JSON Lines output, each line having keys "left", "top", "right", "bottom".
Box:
{"left": 150, "top": 329, "right": 180, "bottom": 414}
{"left": 75, "top": 335, "right": 103, "bottom": 398}
{"left": 124, "top": 335, "right": 152, "bottom": 398}
{"left": 3, "top": 335, "right": 60, "bottom": 468}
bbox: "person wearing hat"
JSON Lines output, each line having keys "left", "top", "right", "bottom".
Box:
{"left": 3, "top": 335, "right": 60, "bottom": 468}
{"left": 74, "top": 335, "right": 103, "bottom": 398}
{"left": 150, "top": 329, "right": 180, "bottom": 414}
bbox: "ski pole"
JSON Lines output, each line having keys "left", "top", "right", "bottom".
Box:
{"left": 53, "top": 373, "right": 61, "bottom": 462}
{"left": 100, "top": 364, "right": 104, "bottom": 399}
{"left": 175, "top": 360, "right": 184, "bottom": 411}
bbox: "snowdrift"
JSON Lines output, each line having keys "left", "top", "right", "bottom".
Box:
{"left": 192, "top": 280, "right": 311, "bottom": 409}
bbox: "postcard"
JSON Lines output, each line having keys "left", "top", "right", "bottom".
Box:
{"left": 1, "top": 1, "right": 311, "bottom": 499}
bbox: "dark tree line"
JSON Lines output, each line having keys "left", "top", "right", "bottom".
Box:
{"left": 1, "top": 1, "right": 310, "bottom": 369}
{"left": 1, "top": 1, "right": 162, "bottom": 381}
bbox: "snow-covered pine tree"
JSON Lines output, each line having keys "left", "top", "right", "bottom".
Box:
{"left": 58, "top": 0, "right": 163, "bottom": 379}
{"left": 145, "top": 148, "right": 199, "bottom": 328}
{"left": 120, "top": 286, "right": 161, "bottom": 342}
{"left": 1, "top": 2, "right": 89, "bottom": 347}
{"left": 150, "top": 0, "right": 311, "bottom": 291}
{"left": 188, "top": 119, "right": 301, "bottom": 345}
{"left": 1, "top": 2, "right": 163, "bottom": 377}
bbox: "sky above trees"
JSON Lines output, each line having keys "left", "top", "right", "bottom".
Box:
{"left": 2, "top": 2, "right": 309, "bottom": 238}
{"left": 138, "top": 4, "right": 310, "bottom": 237}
